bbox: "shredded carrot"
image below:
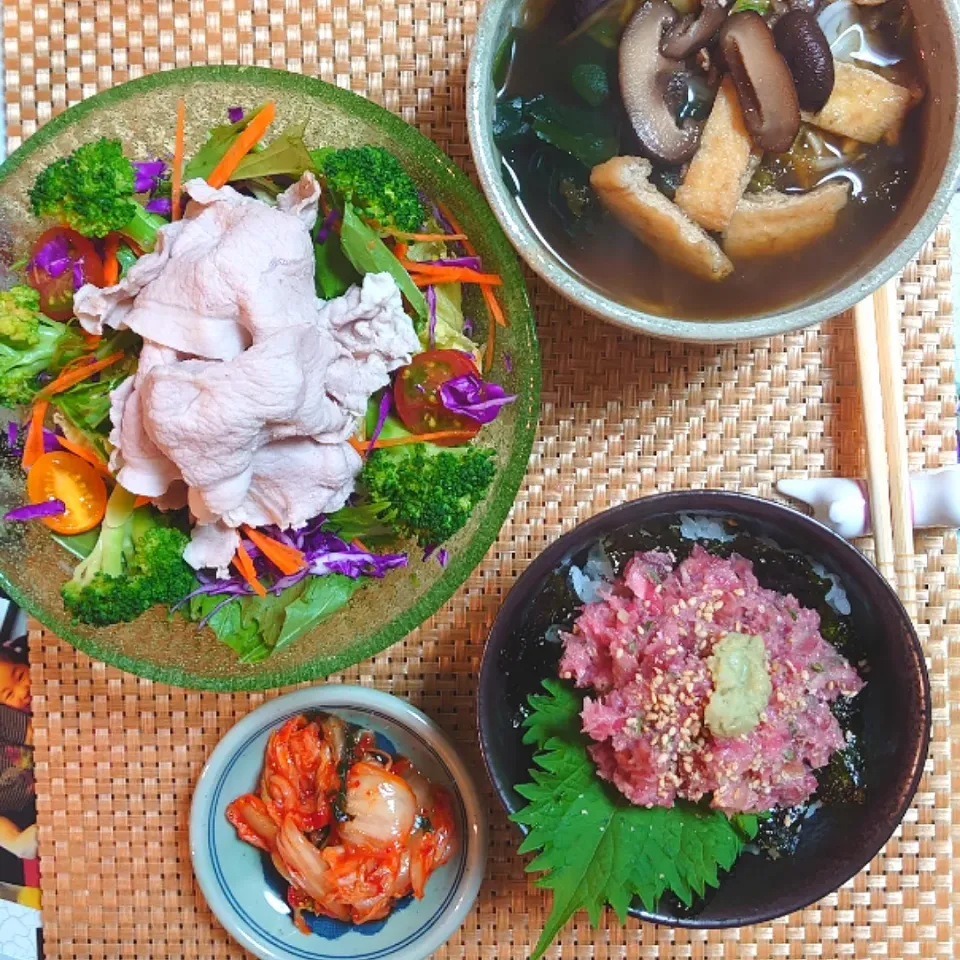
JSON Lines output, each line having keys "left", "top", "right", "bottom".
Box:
{"left": 393, "top": 242, "right": 408, "bottom": 262}
{"left": 371, "top": 429, "right": 476, "bottom": 449}
{"left": 399, "top": 259, "right": 502, "bottom": 283}
{"left": 402, "top": 264, "right": 503, "bottom": 285}
{"left": 481, "top": 282, "right": 508, "bottom": 328}
{"left": 435, "top": 201, "right": 508, "bottom": 341}
{"left": 102, "top": 234, "right": 120, "bottom": 287}
{"left": 21, "top": 399, "right": 49, "bottom": 470}
{"left": 207, "top": 101, "right": 277, "bottom": 189}
{"left": 123, "top": 237, "right": 145, "bottom": 257}
{"left": 241, "top": 526, "right": 307, "bottom": 576}
{"left": 484, "top": 307, "right": 496, "bottom": 372}
{"left": 232, "top": 542, "right": 267, "bottom": 598}
{"left": 383, "top": 228, "right": 469, "bottom": 242}
{"left": 133, "top": 495, "right": 153, "bottom": 509}
{"left": 171, "top": 98, "right": 186, "bottom": 222}
{"left": 82, "top": 332, "right": 102, "bottom": 349}
{"left": 437, "top": 202, "right": 476, "bottom": 256}
{"left": 412, "top": 272, "right": 502, "bottom": 288}
{"left": 351, "top": 538, "right": 371, "bottom": 553}
{"left": 347, "top": 434, "right": 366, "bottom": 455}
{"left": 56, "top": 435, "right": 112, "bottom": 477}
{"left": 40, "top": 351, "right": 125, "bottom": 397}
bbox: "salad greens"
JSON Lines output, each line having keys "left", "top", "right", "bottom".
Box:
{"left": 339, "top": 203, "right": 429, "bottom": 321}
{"left": 60, "top": 486, "right": 196, "bottom": 626}
{"left": 189, "top": 574, "right": 361, "bottom": 663}
{"left": 313, "top": 145, "right": 425, "bottom": 233}
{"left": 515, "top": 680, "right": 759, "bottom": 959}
{"left": 356, "top": 438, "right": 497, "bottom": 547}
{"left": 0, "top": 285, "right": 85, "bottom": 407}
{"left": 6, "top": 106, "right": 513, "bottom": 659}
{"left": 29, "top": 138, "right": 167, "bottom": 250}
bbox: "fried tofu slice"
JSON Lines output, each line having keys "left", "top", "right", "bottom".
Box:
{"left": 591, "top": 156, "right": 734, "bottom": 282}
{"left": 675, "top": 78, "right": 760, "bottom": 233}
{"left": 723, "top": 182, "right": 851, "bottom": 260}
{"left": 803, "top": 60, "right": 915, "bottom": 145}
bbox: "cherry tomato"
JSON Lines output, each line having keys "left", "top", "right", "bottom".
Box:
{"left": 393, "top": 349, "right": 482, "bottom": 446}
{"left": 26, "top": 451, "right": 107, "bottom": 534}
{"left": 27, "top": 227, "right": 105, "bottom": 321}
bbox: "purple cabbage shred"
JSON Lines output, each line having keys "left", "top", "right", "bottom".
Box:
{"left": 228, "top": 106, "right": 245, "bottom": 123}
{"left": 180, "top": 523, "right": 409, "bottom": 614}
{"left": 316, "top": 208, "right": 341, "bottom": 245}
{"left": 30, "top": 234, "right": 86, "bottom": 290}
{"left": 367, "top": 391, "right": 393, "bottom": 455}
{"left": 145, "top": 196, "right": 173, "bottom": 216}
{"left": 438, "top": 373, "right": 517, "bottom": 425}
{"left": 417, "top": 256, "right": 482, "bottom": 271}
{"left": 503, "top": 351, "right": 513, "bottom": 373}
{"left": 4, "top": 500, "right": 66, "bottom": 522}
{"left": 426, "top": 285, "right": 438, "bottom": 349}
{"left": 131, "top": 159, "right": 167, "bottom": 194}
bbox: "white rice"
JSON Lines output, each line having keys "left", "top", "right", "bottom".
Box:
{"left": 809, "top": 560, "right": 852, "bottom": 615}
{"left": 568, "top": 541, "right": 615, "bottom": 604}
{"left": 678, "top": 514, "right": 735, "bottom": 542}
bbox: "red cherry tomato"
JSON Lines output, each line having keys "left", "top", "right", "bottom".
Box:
{"left": 27, "top": 227, "right": 105, "bottom": 321}
{"left": 393, "top": 349, "right": 482, "bottom": 446}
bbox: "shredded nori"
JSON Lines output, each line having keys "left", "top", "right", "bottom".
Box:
{"left": 332, "top": 725, "right": 363, "bottom": 823}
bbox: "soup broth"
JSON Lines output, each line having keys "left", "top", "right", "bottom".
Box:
{"left": 494, "top": 0, "right": 925, "bottom": 319}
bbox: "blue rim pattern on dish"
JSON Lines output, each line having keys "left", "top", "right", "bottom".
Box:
{"left": 206, "top": 706, "right": 469, "bottom": 960}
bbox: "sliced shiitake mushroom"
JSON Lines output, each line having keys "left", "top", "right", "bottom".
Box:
{"left": 718, "top": 11, "right": 801, "bottom": 153}
{"left": 773, "top": 10, "right": 835, "bottom": 111}
{"left": 770, "top": 0, "right": 823, "bottom": 17}
{"left": 661, "top": 0, "right": 731, "bottom": 59}
{"left": 620, "top": 0, "right": 702, "bottom": 165}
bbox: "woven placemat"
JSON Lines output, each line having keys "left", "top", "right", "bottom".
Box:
{"left": 5, "top": 1, "right": 959, "bottom": 958}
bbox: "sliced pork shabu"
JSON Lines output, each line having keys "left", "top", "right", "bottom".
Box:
{"left": 74, "top": 174, "right": 322, "bottom": 359}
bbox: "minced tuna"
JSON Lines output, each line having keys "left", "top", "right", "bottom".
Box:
{"left": 559, "top": 545, "right": 864, "bottom": 814}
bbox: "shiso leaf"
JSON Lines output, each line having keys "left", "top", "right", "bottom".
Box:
{"left": 512, "top": 679, "right": 757, "bottom": 960}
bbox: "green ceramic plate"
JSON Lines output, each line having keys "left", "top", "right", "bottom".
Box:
{"left": 0, "top": 66, "right": 540, "bottom": 690}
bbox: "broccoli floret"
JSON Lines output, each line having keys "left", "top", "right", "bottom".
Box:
{"left": 313, "top": 146, "right": 425, "bottom": 234}
{"left": 358, "top": 442, "right": 496, "bottom": 547}
{"left": 0, "top": 285, "right": 84, "bottom": 407}
{"left": 29, "top": 138, "right": 167, "bottom": 250}
{"left": 61, "top": 486, "right": 197, "bottom": 626}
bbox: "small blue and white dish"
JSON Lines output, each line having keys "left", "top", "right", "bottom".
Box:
{"left": 190, "top": 686, "right": 487, "bottom": 960}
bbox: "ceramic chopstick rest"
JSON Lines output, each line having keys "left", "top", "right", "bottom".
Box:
{"left": 777, "top": 466, "right": 960, "bottom": 539}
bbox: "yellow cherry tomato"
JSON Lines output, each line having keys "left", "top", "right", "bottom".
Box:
{"left": 26, "top": 451, "right": 107, "bottom": 534}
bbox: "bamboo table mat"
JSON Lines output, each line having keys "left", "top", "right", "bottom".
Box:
{"left": 5, "top": 1, "right": 960, "bottom": 957}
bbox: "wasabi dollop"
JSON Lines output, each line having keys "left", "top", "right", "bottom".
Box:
{"left": 705, "top": 632, "right": 772, "bottom": 738}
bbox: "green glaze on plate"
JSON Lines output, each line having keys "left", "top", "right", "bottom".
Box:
{"left": 0, "top": 66, "right": 540, "bottom": 690}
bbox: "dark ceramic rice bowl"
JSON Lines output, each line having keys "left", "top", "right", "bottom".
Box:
{"left": 478, "top": 490, "right": 930, "bottom": 928}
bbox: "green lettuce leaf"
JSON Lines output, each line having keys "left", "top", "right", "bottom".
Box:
{"left": 183, "top": 104, "right": 270, "bottom": 181}
{"left": 230, "top": 124, "right": 314, "bottom": 181}
{"left": 275, "top": 575, "right": 360, "bottom": 651}
{"left": 315, "top": 233, "right": 361, "bottom": 300}
{"left": 188, "top": 574, "right": 360, "bottom": 662}
{"left": 339, "top": 203, "right": 428, "bottom": 322}
{"left": 514, "top": 679, "right": 759, "bottom": 959}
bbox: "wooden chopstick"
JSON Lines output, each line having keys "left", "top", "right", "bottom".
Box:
{"left": 853, "top": 291, "right": 897, "bottom": 586}
{"left": 873, "top": 279, "right": 917, "bottom": 616}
